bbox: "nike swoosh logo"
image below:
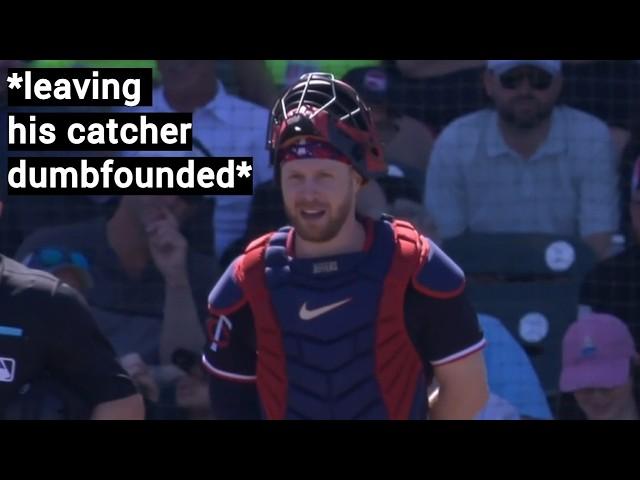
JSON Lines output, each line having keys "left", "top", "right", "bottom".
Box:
{"left": 299, "top": 298, "right": 352, "bottom": 321}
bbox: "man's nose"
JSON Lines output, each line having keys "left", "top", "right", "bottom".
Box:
{"left": 298, "top": 179, "right": 321, "bottom": 202}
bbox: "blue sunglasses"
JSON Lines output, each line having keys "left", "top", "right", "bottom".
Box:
{"left": 34, "top": 248, "right": 90, "bottom": 271}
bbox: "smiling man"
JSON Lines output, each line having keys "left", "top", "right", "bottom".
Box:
{"left": 202, "top": 73, "right": 489, "bottom": 420}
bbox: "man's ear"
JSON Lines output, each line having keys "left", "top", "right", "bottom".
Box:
{"left": 352, "top": 169, "right": 366, "bottom": 190}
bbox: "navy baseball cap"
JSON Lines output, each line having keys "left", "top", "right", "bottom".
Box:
{"left": 342, "top": 67, "right": 390, "bottom": 105}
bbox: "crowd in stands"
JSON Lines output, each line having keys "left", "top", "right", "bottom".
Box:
{"left": 2, "top": 59, "right": 639, "bottom": 420}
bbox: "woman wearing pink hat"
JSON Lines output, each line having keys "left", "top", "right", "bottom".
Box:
{"left": 559, "top": 313, "right": 639, "bottom": 420}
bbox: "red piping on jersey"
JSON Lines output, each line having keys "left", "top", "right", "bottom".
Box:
{"left": 411, "top": 281, "right": 466, "bottom": 300}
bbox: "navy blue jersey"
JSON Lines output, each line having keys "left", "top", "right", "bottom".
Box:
{"left": 0, "top": 255, "right": 137, "bottom": 417}
{"left": 203, "top": 218, "right": 485, "bottom": 419}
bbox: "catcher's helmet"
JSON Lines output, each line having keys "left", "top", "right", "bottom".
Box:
{"left": 267, "top": 72, "right": 386, "bottom": 180}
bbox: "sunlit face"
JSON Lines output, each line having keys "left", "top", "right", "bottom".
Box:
{"left": 280, "top": 159, "right": 361, "bottom": 243}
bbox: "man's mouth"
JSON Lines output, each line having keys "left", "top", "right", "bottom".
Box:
{"left": 300, "top": 209, "right": 326, "bottom": 220}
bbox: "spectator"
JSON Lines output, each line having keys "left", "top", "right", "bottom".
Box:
{"left": 342, "top": 66, "right": 435, "bottom": 193}
{"left": 580, "top": 156, "right": 640, "bottom": 346}
{"left": 617, "top": 103, "right": 640, "bottom": 236}
{"left": 22, "top": 246, "right": 93, "bottom": 295}
{"left": 559, "top": 313, "right": 639, "bottom": 420}
{"left": 426, "top": 60, "right": 620, "bottom": 259}
{"left": 130, "top": 60, "right": 272, "bottom": 260}
{"left": 0, "top": 197, "right": 144, "bottom": 420}
{"left": 476, "top": 313, "right": 552, "bottom": 420}
{"left": 15, "top": 195, "right": 217, "bottom": 419}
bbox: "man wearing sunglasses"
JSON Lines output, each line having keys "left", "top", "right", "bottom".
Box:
{"left": 426, "top": 60, "right": 619, "bottom": 260}
{"left": 0, "top": 199, "right": 144, "bottom": 419}
{"left": 22, "top": 247, "right": 93, "bottom": 295}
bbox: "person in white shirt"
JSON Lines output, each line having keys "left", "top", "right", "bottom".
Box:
{"left": 129, "top": 60, "right": 273, "bottom": 261}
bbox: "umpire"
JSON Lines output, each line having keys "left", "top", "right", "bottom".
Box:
{"left": 0, "top": 198, "right": 144, "bottom": 419}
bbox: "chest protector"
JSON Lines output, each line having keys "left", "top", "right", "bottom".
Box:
{"left": 236, "top": 218, "right": 430, "bottom": 419}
